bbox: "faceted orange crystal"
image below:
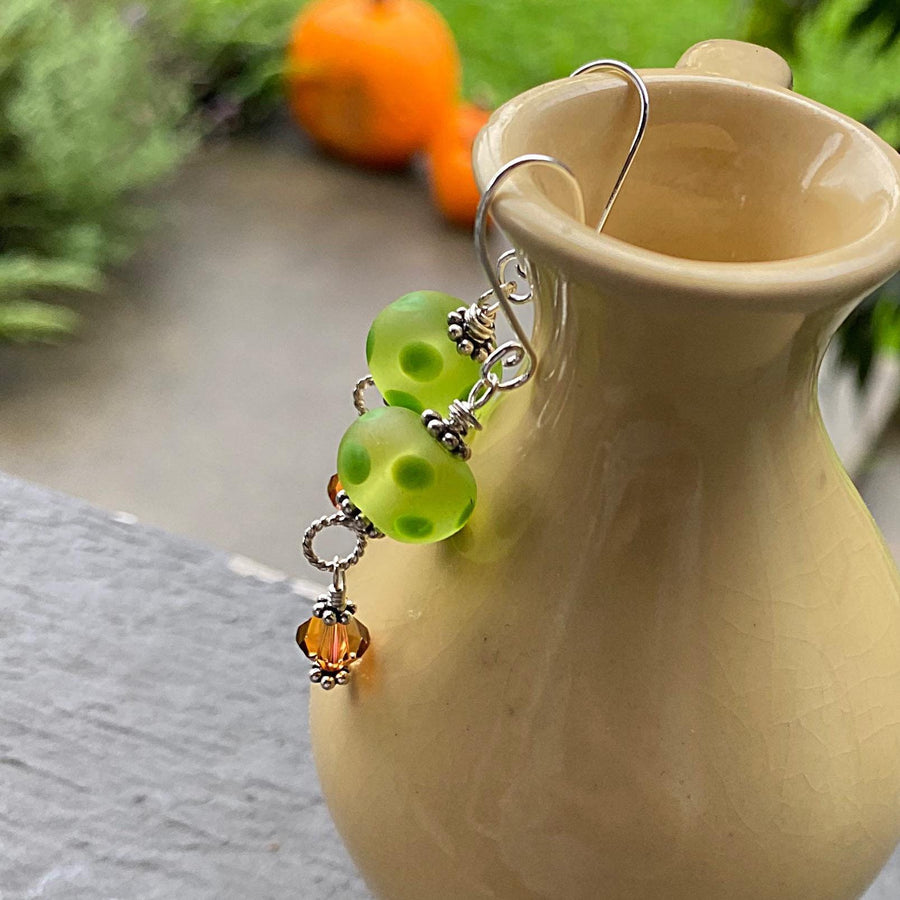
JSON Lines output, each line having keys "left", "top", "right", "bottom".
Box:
{"left": 296, "top": 615, "right": 370, "bottom": 672}
{"left": 327, "top": 473, "right": 343, "bottom": 508}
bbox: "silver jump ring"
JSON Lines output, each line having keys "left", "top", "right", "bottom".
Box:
{"left": 569, "top": 59, "right": 649, "bottom": 233}
{"left": 467, "top": 372, "right": 501, "bottom": 412}
{"left": 302, "top": 512, "right": 368, "bottom": 572}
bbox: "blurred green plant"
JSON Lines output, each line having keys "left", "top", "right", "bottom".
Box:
{"left": 839, "top": 275, "right": 900, "bottom": 385}
{"left": 143, "top": 0, "right": 300, "bottom": 134}
{"left": 748, "top": 0, "right": 900, "bottom": 384}
{"left": 755, "top": 0, "right": 900, "bottom": 146}
{"left": 430, "top": 0, "right": 742, "bottom": 107}
{"left": 0, "top": 0, "right": 190, "bottom": 342}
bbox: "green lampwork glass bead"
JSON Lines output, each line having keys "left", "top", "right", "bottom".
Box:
{"left": 366, "top": 290, "right": 484, "bottom": 415}
{"left": 337, "top": 406, "right": 476, "bottom": 544}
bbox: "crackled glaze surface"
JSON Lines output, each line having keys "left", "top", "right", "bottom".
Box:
{"left": 311, "top": 41, "right": 900, "bottom": 899}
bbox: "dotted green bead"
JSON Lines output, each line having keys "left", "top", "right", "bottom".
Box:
{"left": 337, "top": 406, "right": 476, "bottom": 544}
{"left": 366, "top": 291, "right": 483, "bottom": 415}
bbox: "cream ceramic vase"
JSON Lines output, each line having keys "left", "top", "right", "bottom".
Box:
{"left": 310, "top": 41, "right": 900, "bottom": 899}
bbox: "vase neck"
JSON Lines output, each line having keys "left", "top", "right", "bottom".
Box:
{"left": 527, "top": 266, "right": 846, "bottom": 430}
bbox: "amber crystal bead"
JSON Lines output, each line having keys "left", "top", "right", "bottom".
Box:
{"left": 296, "top": 615, "right": 370, "bottom": 672}
{"left": 327, "top": 473, "right": 343, "bottom": 508}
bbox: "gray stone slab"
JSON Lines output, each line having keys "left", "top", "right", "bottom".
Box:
{"left": 1, "top": 470, "right": 898, "bottom": 898}
{"left": 0, "top": 472, "right": 367, "bottom": 899}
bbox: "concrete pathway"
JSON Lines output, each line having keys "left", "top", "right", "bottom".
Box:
{"left": 0, "top": 472, "right": 366, "bottom": 899}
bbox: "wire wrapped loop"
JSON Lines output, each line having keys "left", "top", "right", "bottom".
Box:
{"left": 484, "top": 341, "right": 531, "bottom": 392}
{"left": 496, "top": 250, "right": 532, "bottom": 304}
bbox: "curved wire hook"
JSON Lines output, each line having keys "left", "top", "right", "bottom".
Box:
{"left": 474, "top": 153, "right": 586, "bottom": 383}
{"left": 570, "top": 59, "right": 649, "bottom": 232}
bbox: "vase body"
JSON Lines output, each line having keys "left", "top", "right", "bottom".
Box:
{"left": 310, "top": 42, "right": 900, "bottom": 899}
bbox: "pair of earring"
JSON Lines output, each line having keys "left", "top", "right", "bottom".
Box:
{"left": 297, "top": 60, "right": 650, "bottom": 690}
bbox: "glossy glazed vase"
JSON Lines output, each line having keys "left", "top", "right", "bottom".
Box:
{"left": 311, "top": 41, "right": 900, "bottom": 899}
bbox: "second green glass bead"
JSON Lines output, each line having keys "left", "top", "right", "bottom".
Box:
{"left": 337, "top": 406, "right": 476, "bottom": 544}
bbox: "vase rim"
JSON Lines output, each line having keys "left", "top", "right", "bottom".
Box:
{"left": 473, "top": 69, "right": 900, "bottom": 311}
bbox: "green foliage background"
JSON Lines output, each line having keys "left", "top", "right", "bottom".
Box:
{"left": 0, "top": 0, "right": 898, "bottom": 373}
{"left": 428, "top": 0, "right": 742, "bottom": 105}
{"left": 147, "top": 0, "right": 301, "bottom": 132}
{"left": 0, "top": 0, "right": 190, "bottom": 341}
{"left": 778, "top": 0, "right": 900, "bottom": 147}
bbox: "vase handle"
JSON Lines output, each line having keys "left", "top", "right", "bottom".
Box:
{"left": 676, "top": 39, "right": 793, "bottom": 90}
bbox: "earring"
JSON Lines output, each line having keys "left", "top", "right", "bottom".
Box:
{"left": 296, "top": 61, "right": 650, "bottom": 690}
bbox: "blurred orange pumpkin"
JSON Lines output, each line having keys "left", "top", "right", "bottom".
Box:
{"left": 286, "top": 0, "right": 460, "bottom": 168}
{"left": 427, "top": 102, "right": 490, "bottom": 227}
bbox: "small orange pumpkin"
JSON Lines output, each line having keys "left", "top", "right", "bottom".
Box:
{"left": 426, "top": 102, "right": 491, "bottom": 227}
{"left": 286, "top": 0, "right": 460, "bottom": 168}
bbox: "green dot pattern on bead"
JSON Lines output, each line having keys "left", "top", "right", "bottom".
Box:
{"left": 399, "top": 341, "right": 443, "bottom": 382}
{"left": 366, "top": 291, "right": 487, "bottom": 417}
{"left": 395, "top": 515, "right": 434, "bottom": 539}
{"left": 338, "top": 441, "right": 370, "bottom": 485}
{"left": 383, "top": 389, "right": 423, "bottom": 413}
{"left": 392, "top": 455, "right": 435, "bottom": 490}
{"left": 457, "top": 497, "right": 475, "bottom": 528}
{"left": 336, "top": 406, "right": 476, "bottom": 544}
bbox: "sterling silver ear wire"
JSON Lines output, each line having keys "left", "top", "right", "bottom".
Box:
{"left": 570, "top": 59, "right": 650, "bottom": 232}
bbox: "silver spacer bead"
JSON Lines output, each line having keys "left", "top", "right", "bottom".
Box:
{"left": 319, "top": 675, "right": 337, "bottom": 691}
{"left": 335, "top": 490, "right": 383, "bottom": 540}
{"left": 337, "top": 492, "right": 356, "bottom": 518}
{"left": 335, "top": 669, "right": 351, "bottom": 685}
{"left": 448, "top": 303, "right": 498, "bottom": 362}
{"left": 353, "top": 375, "right": 375, "bottom": 416}
{"left": 309, "top": 666, "right": 324, "bottom": 683}
{"left": 421, "top": 406, "right": 473, "bottom": 460}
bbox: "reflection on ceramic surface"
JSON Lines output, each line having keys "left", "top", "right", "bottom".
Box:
{"left": 309, "top": 40, "right": 900, "bottom": 900}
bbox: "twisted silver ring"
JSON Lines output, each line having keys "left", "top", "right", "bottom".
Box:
{"left": 302, "top": 512, "right": 368, "bottom": 572}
